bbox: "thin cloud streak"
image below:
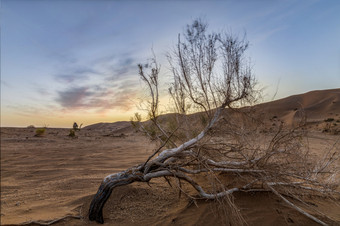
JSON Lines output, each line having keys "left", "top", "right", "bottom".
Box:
{"left": 52, "top": 52, "right": 141, "bottom": 113}
{"left": 54, "top": 67, "right": 99, "bottom": 83}
{"left": 55, "top": 78, "right": 140, "bottom": 112}
{"left": 56, "top": 86, "right": 92, "bottom": 108}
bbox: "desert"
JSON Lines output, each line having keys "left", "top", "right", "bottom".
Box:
{"left": 2, "top": 2, "right": 340, "bottom": 225}
{"left": 1, "top": 89, "right": 340, "bottom": 226}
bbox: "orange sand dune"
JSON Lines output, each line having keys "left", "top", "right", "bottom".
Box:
{"left": 256, "top": 88, "right": 340, "bottom": 125}
{"left": 83, "top": 121, "right": 131, "bottom": 131}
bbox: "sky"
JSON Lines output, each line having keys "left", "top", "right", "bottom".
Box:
{"left": 1, "top": 0, "right": 340, "bottom": 128}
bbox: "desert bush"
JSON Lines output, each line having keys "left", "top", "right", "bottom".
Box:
{"left": 130, "top": 112, "right": 142, "bottom": 132}
{"left": 324, "top": 118, "right": 334, "bottom": 122}
{"left": 68, "top": 122, "right": 82, "bottom": 138}
{"left": 130, "top": 118, "right": 138, "bottom": 130}
{"left": 89, "top": 19, "right": 339, "bottom": 225}
{"left": 27, "top": 125, "right": 35, "bottom": 129}
{"left": 68, "top": 129, "right": 76, "bottom": 138}
{"left": 73, "top": 122, "right": 82, "bottom": 131}
{"left": 34, "top": 128, "right": 45, "bottom": 137}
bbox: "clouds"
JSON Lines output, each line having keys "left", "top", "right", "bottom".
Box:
{"left": 56, "top": 86, "right": 92, "bottom": 108}
{"left": 53, "top": 53, "right": 141, "bottom": 113}
{"left": 110, "top": 57, "right": 135, "bottom": 78}
{"left": 93, "top": 52, "right": 138, "bottom": 80}
{"left": 54, "top": 67, "right": 99, "bottom": 83}
{"left": 55, "top": 82, "right": 139, "bottom": 112}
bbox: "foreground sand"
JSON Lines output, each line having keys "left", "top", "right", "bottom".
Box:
{"left": 1, "top": 125, "right": 339, "bottom": 225}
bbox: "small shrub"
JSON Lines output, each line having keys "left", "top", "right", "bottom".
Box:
{"left": 130, "top": 118, "right": 138, "bottom": 129}
{"left": 27, "top": 125, "right": 35, "bottom": 129}
{"left": 324, "top": 118, "right": 334, "bottom": 122}
{"left": 73, "top": 122, "right": 82, "bottom": 131}
{"left": 68, "top": 122, "right": 82, "bottom": 138}
{"left": 69, "top": 129, "right": 76, "bottom": 138}
{"left": 130, "top": 113, "right": 142, "bottom": 132}
{"left": 35, "top": 128, "right": 45, "bottom": 137}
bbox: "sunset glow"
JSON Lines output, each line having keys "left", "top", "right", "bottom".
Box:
{"left": 1, "top": 0, "right": 339, "bottom": 127}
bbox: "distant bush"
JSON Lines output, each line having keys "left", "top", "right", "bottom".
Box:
{"left": 68, "top": 129, "right": 76, "bottom": 138}
{"left": 27, "top": 125, "right": 35, "bottom": 129}
{"left": 68, "top": 122, "right": 82, "bottom": 138}
{"left": 130, "top": 112, "right": 142, "bottom": 132}
{"left": 35, "top": 128, "right": 45, "bottom": 137}
{"left": 324, "top": 118, "right": 334, "bottom": 122}
{"left": 73, "top": 122, "right": 82, "bottom": 131}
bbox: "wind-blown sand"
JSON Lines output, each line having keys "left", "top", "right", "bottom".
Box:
{"left": 1, "top": 89, "right": 340, "bottom": 225}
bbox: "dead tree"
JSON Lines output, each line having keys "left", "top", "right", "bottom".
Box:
{"left": 89, "top": 19, "right": 339, "bottom": 225}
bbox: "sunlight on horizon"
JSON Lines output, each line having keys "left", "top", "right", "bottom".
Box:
{"left": 1, "top": 0, "right": 339, "bottom": 127}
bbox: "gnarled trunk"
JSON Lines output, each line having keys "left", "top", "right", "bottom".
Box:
{"left": 89, "top": 168, "right": 144, "bottom": 223}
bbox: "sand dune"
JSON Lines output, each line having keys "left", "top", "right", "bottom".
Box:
{"left": 1, "top": 89, "right": 340, "bottom": 225}
{"left": 83, "top": 121, "right": 131, "bottom": 131}
{"left": 256, "top": 88, "right": 340, "bottom": 125}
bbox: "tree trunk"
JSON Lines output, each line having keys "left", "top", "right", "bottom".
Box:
{"left": 89, "top": 169, "right": 144, "bottom": 223}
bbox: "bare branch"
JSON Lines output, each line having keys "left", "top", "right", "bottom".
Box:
{"left": 267, "top": 184, "right": 328, "bottom": 226}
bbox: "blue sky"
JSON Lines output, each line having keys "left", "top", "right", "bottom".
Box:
{"left": 1, "top": 0, "right": 340, "bottom": 127}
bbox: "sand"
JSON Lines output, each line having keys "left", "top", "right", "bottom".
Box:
{"left": 1, "top": 89, "right": 340, "bottom": 225}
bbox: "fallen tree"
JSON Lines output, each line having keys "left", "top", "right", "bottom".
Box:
{"left": 89, "top": 19, "right": 339, "bottom": 225}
